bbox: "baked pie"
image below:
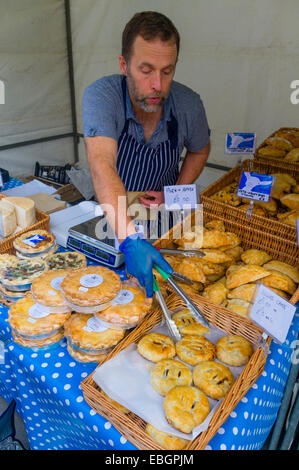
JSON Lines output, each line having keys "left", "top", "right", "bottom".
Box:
{"left": 175, "top": 335, "right": 216, "bottom": 366}
{"left": 227, "top": 283, "right": 257, "bottom": 302}
{"left": 0, "top": 258, "right": 48, "bottom": 291}
{"left": 46, "top": 251, "right": 87, "bottom": 271}
{"left": 66, "top": 342, "right": 108, "bottom": 363}
{"left": 0, "top": 254, "right": 18, "bottom": 270}
{"left": 241, "top": 249, "right": 272, "bottom": 266}
{"left": 262, "top": 260, "right": 299, "bottom": 284}
{"left": 137, "top": 333, "right": 176, "bottom": 362}
{"left": 31, "top": 269, "right": 72, "bottom": 312}
{"left": 193, "top": 361, "right": 235, "bottom": 400}
{"left": 172, "top": 308, "right": 210, "bottom": 336}
{"left": 260, "top": 271, "right": 297, "bottom": 295}
{"left": 95, "top": 281, "right": 152, "bottom": 328}
{"left": 226, "top": 264, "right": 270, "bottom": 289}
{"left": 202, "top": 280, "right": 228, "bottom": 305}
{"left": 12, "top": 328, "right": 65, "bottom": 349}
{"left": 150, "top": 359, "right": 193, "bottom": 396}
{"left": 216, "top": 334, "right": 253, "bottom": 366}
{"left": 13, "top": 229, "right": 56, "bottom": 255}
{"left": 60, "top": 265, "right": 121, "bottom": 312}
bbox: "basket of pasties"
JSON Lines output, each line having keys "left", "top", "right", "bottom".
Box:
{"left": 254, "top": 127, "right": 299, "bottom": 167}
{"left": 81, "top": 289, "right": 270, "bottom": 450}
{"left": 200, "top": 159, "right": 299, "bottom": 243}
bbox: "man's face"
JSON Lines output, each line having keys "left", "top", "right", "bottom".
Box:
{"left": 119, "top": 35, "right": 177, "bottom": 113}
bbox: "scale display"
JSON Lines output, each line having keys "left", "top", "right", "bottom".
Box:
{"left": 66, "top": 216, "right": 124, "bottom": 268}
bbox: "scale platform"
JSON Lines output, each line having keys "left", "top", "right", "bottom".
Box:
{"left": 67, "top": 216, "right": 125, "bottom": 268}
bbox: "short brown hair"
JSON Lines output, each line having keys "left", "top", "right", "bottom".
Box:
{"left": 122, "top": 11, "right": 180, "bottom": 62}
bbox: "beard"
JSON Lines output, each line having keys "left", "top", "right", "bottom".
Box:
{"left": 126, "top": 69, "right": 166, "bottom": 113}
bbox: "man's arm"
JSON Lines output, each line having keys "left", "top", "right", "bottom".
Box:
{"left": 85, "top": 136, "right": 137, "bottom": 242}
{"left": 176, "top": 142, "right": 211, "bottom": 185}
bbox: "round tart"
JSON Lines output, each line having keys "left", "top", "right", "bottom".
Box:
{"left": 0, "top": 284, "right": 25, "bottom": 302}
{"left": 96, "top": 281, "right": 152, "bottom": 328}
{"left": 64, "top": 313, "right": 125, "bottom": 351}
{"left": 0, "top": 254, "right": 18, "bottom": 270}
{"left": 193, "top": 361, "right": 235, "bottom": 400}
{"left": 46, "top": 251, "right": 87, "bottom": 271}
{"left": 8, "top": 293, "right": 71, "bottom": 336}
{"left": 31, "top": 269, "right": 72, "bottom": 310}
{"left": 13, "top": 229, "right": 56, "bottom": 255}
{"left": 145, "top": 423, "right": 188, "bottom": 450}
{"left": 60, "top": 266, "right": 121, "bottom": 311}
{"left": 137, "top": 333, "right": 176, "bottom": 363}
{"left": 163, "top": 385, "right": 210, "bottom": 434}
{"left": 66, "top": 341, "right": 109, "bottom": 363}
{"left": 0, "top": 258, "right": 48, "bottom": 291}
{"left": 175, "top": 335, "right": 216, "bottom": 366}
{"left": 17, "top": 242, "right": 58, "bottom": 260}
{"left": 150, "top": 359, "right": 193, "bottom": 396}
{"left": 12, "top": 327, "right": 65, "bottom": 349}
{"left": 216, "top": 334, "right": 253, "bottom": 366}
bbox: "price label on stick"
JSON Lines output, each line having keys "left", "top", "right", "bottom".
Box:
{"left": 164, "top": 184, "right": 197, "bottom": 211}
{"left": 249, "top": 284, "right": 296, "bottom": 345}
{"left": 237, "top": 172, "right": 273, "bottom": 202}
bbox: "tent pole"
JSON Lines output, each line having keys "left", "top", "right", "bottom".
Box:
{"left": 64, "top": 0, "right": 79, "bottom": 164}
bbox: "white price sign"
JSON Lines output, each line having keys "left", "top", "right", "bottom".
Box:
{"left": 164, "top": 184, "right": 197, "bottom": 210}
{"left": 249, "top": 284, "right": 296, "bottom": 344}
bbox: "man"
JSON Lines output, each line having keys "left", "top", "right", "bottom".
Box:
{"left": 82, "top": 11, "right": 210, "bottom": 297}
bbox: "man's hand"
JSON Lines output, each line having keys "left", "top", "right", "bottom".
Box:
{"left": 139, "top": 191, "right": 164, "bottom": 209}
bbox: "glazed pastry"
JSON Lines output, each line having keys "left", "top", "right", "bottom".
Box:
{"left": 226, "top": 265, "right": 270, "bottom": 289}
{"left": 60, "top": 265, "right": 121, "bottom": 307}
{"left": 202, "top": 280, "right": 228, "bottom": 305}
{"left": 31, "top": 269, "right": 71, "bottom": 308}
{"left": 46, "top": 251, "right": 87, "bottom": 270}
{"left": 241, "top": 249, "right": 272, "bottom": 266}
{"left": 172, "top": 308, "right": 210, "bottom": 336}
{"left": 222, "top": 246, "right": 243, "bottom": 262}
{"left": 150, "top": 359, "right": 193, "bottom": 396}
{"left": 262, "top": 260, "right": 299, "bottom": 284}
{"left": 13, "top": 229, "right": 55, "bottom": 255}
{"left": 145, "top": 423, "right": 188, "bottom": 450}
{"left": 227, "top": 283, "right": 257, "bottom": 302}
{"left": 275, "top": 130, "right": 299, "bottom": 148}
{"left": 216, "top": 334, "right": 253, "bottom": 366}
{"left": 202, "top": 230, "right": 240, "bottom": 249}
{"left": 260, "top": 271, "right": 297, "bottom": 295}
{"left": 175, "top": 335, "right": 216, "bottom": 366}
{"left": 277, "top": 210, "right": 299, "bottom": 227}
{"left": 0, "top": 258, "right": 48, "bottom": 290}
{"left": 175, "top": 258, "right": 206, "bottom": 283}
{"left": 258, "top": 146, "right": 286, "bottom": 158}
{"left": 226, "top": 298, "right": 250, "bottom": 318}
{"left": 198, "top": 249, "right": 233, "bottom": 264}
{"left": 163, "top": 385, "right": 210, "bottom": 434}
{"left": 137, "top": 333, "right": 176, "bottom": 363}
{"left": 193, "top": 361, "right": 235, "bottom": 400}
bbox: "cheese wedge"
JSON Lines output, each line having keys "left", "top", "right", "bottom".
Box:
{"left": 2, "top": 197, "right": 35, "bottom": 229}
{"left": 0, "top": 201, "right": 17, "bottom": 237}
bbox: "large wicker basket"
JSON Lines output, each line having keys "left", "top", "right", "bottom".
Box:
{"left": 0, "top": 194, "right": 50, "bottom": 254}
{"left": 81, "top": 209, "right": 298, "bottom": 450}
{"left": 200, "top": 159, "right": 299, "bottom": 243}
{"left": 254, "top": 127, "right": 299, "bottom": 169}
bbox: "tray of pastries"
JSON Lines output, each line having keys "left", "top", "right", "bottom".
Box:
{"left": 255, "top": 127, "right": 299, "bottom": 164}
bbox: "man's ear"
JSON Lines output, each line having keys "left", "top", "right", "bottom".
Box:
{"left": 119, "top": 55, "right": 128, "bottom": 76}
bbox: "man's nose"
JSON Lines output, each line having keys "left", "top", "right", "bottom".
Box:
{"left": 150, "top": 72, "right": 162, "bottom": 92}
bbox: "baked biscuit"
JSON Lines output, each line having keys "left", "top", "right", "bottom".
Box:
{"left": 260, "top": 271, "right": 297, "bottom": 295}
{"left": 280, "top": 194, "right": 299, "bottom": 211}
{"left": 226, "top": 265, "right": 270, "bottom": 289}
{"left": 227, "top": 283, "right": 257, "bottom": 302}
{"left": 137, "top": 333, "right": 176, "bottom": 363}
{"left": 175, "top": 335, "right": 216, "bottom": 366}
{"left": 163, "top": 385, "right": 210, "bottom": 434}
{"left": 216, "top": 334, "right": 253, "bottom": 366}
{"left": 193, "top": 361, "right": 235, "bottom": 400}
{"left": 172, "top": 308, "right": 210, "bottom": 336}
{"left": 241, "top": 249, "right": 272, "bottom": 266}
{"left": 150, "top": 359, "right": 193, "bottom": 396}
{"left": 258, "top": 146, "right": 286, "bottom": 158}
{"left": 262, "top": 260, "right": 299, "bottom": 284}
{"left": 202, "top": 280, "right": 228, "bottom": 305}
{"left": 145, "top": 423, "right": 188, "bottom": 450}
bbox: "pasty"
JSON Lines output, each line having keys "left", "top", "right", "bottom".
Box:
{"left": 238, "top": 204, "right": 267, "bottom": 217}
{"left": 262, "top": 260, "right": 299, "bottom": 284}
{"left": 261, "top": 271, "right": 296, "bottom": 295}
{"left": 277, "top": 210, "right": 299, "bottom": 227}
{"left": 172, "top": 308, "right": 210, "bottom": 336}
{"left": 280, "top": 194, "right": 299, "bottom": 211}
{"left": 265, "top": 137, "right": 293, "bottom": 152}
{"left": 204, "top": 220, "right": 226, "bottom": 231}
{"left": 258, "top": 146, "right": 286, "bottom": 158}
{"left": 175, "top": 259, "right": 206, "bottom": 283}
{"left": 216, "top": 334, "right": 253, "bottom": 366}
{"left": 227, "top": 283, "right": 257, "bottom": 302}
{"left": 241, "top": 249, "right": 272, "bottom": 266}
{"left": 145, "top": 423, "right": 188, "bottom": 450}
{"left": 202, "top": 280, "right": 228, "bottom": 305}
{"left": 198, "top": 249, "right": 233, "bottom": 264}
{"left": 226, "top": 298, "right": 250, "bottom": 317}
{"left": 226, "top": 265, "right": 270, "bottom": 289}
{"left": 284, "top": 148, "right": 299, "bottom": 162}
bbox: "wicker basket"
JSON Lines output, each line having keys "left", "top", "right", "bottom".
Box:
{"left": 200, "top": 159, "right": 299, "bottom": 243}
{"left": 254, "top": 127, "right": 299, "bottom": 169}
{"left": 0, "top": 194, "right": 50, "bottom": 254}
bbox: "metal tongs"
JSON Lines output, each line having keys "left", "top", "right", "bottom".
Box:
{"left": 153, "top": 264, "right": 210, "bottom": 330}
{"left": 153, "top": 276, "right": 181, "bottom": 342}
{"left": 159, "top": 247, "right": 206, "bottom": 258}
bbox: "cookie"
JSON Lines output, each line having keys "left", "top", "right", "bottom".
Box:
{"left": 150, "top": 359, "right": 193, "bottom": 396}
{"left": 216, "top": 334, "right": 253, "bottom": 366}
{"left": 193, "top": 361, "right": 235, "bottom": 400}
{"left": 137, "top": 333, "right": 176, "bottom": 363}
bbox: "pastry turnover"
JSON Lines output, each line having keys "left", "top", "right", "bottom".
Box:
{"left": 277, "top": 210, "right": 299, "bottom": 227}
{"left": 285, "top": 148, "right": 299, "bottom": 162}
{"left": 199, "top": 249, "right": 233, "bottom": 264}
{"left": 175, "top": 258, "right": 206, "bottom": 283}
{"left": 31, "top": 269, "right": 71, "bottom": 307}
{"left": 175, "top": 335, "right": 216, "bottom": 366}
{"left": 150, "top": 359, "right": 193, "bottom": 396}
{"left": 258, "top": 146, "right": 286, "bottom": 158}
{"left": 145, "top": 423, "right": 188, "bottom": 450}
{"left": 280, "top": 194, "right": 299, "bottom": 211}
{"left": 260, "top": 271, "right": 297, "bottom": 295}
{"left": 137, "top": 333, "right": 176, "bottom": 363}
{"left": 265, "top": 136, "right": 293, "bottom": 152}
{"left": 241, "top": 249, "right": 272, "bottom": 266}
{"left": 227, "top": 283, "right": 257, "bottom": 302}
{"left": 226, "top": 299, "right": 250, "bottom": 318}
{"left": 226, "top": 265, "right": 270, "bottom": 289}
{"left": 193, "top": 361, "right": 235, "bottom": 400}
{"left": 262, "top": 260, "right": 299, "bottom": 284}
{"left": 216, "top": 334, "right": 253, "bottom": 366}
{"left": 172, "top": 308, "right": 210, "bottom": 336}
{"left": 202, "top": 280, "right": 228, "bottom": 305}
{"left": 163, "top": 385, "right": 210, "bottom": 434}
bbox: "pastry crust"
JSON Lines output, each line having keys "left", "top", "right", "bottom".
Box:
{"left": 163, "top": 385, "right": 210, "bottom": 434}
{"left": 12, "top": 328, "right": 64, "bottom": 349}
{"left": 241, "top": 249, "right": 272, "bottom": 266}
{"left": 175, "top": 335, "right": 216, "bottom": 366}
{"left": 226, "top": 265, "right": 270, "bottom": 289}
{"left": 66, "top": 341, "right": 108, "bottom": 363}
{"left": 227, "top": 283, "right": 257, "bottom": 302}
{"left": 199, "top": 249, "right": 233, "bottom": 264}
{"left": 137, "top": 333, "right": 176, "bottom": 363}
{"left": 60, "top": 266, "right": 121, "bottom": 306}
{"left": 145, "top": 423, "right": 188, "bottom": 450}
{"left": 216, "top": 334, "right": 253, "bottom": 366}
{"left": 64, "top": 313, "right": 125, "bottom": 349}
{"left": 150, "top": 359, "right": 193, "bottom": 396}
{"left": 13, "top": 229, "right": 55, "bottom": 254}
{"left": 260, "top": 271, "right": 296, "bottom": 295}
{"left": 31, "top": 269, "right": 71, "bottom": 307}
{"left": 172, "top": 308, "right": 210, "bottom": 336}
{"left": 265, "top": 136, "right": 293, "bottom": 152}
{"left": 280, "top": 194, "right": 299, "bottom": 211}
{"left": 1, "top": 258, "right": 48, "bottom": 288}
{"left": 175, "top": 258, "right": 206, "bottom": 283}
{"left": 46, "top": 251, "right": 87, "bottom": 270}
{"left": 0, "top": 254, "right": 18, "bottom": 270}
{"left": 193, "top": 361, "right": 235, "bottom": 400}
{"left": 204, "top": 220, "right": 226, "bottom": 232}
{"left": 202, "top": 230, "right": 240, "bottom": 249}
{"left": 277, "top": 210, "right": 299, "bottom": 227}
{"left": 258, "top": 146, "right": 286, "bottom": 158}
{"left": 8, "top": 294, "right": 71, "bottom": 335}
{"left": 202, "top": 280, "right": 228, "bottom": 305}
{"left": 284, "top": 148, "right": 299, "bottom": 162}
{"left": 226, "top": 298, "right": 250, "bottom": 317}
{"left": 262, "top": 260, "right": 299, "bottom": 284}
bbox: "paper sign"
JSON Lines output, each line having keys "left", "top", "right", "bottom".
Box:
{"left": 164, "top": 184, "right": 197, "bottom": 210}
{"left": 225, "top": 132, "right": 256, "bottom": 154}
{"left": 249, "top": 284, "right": 296, "bottom": 344}
{"left": 237, "top": 172, "right": 273, "bottom": 202}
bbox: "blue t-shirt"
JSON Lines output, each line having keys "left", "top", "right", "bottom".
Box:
{"left": 82, "top": 74, "right": 210, "bottom": 157}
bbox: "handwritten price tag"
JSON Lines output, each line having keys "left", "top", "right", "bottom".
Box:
{"left": 164, "top": 184, "right": 197, "bottom": 210}
{"left": 249, "top": 284, "right": 296, "bottom": 344}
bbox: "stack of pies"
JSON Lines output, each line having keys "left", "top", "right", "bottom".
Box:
{"left": 45, "top": 251, "right": 87, "bottom": 271}
{"left": 64, "top": 313, "right": 125, "bottom": 362}
{"left": 13, "top": 229, "right": 57, "bottom": 259}
{"left": 30, "top": 269, "right": 72, "bottom": 314}
{"left": 8, "top": 293, "right": 71, "bottom": 349}
{"left": 60, "top": 266, "right": 121, "bottom": 313}
{"left": 95, "top": 280, "right": 152, "bottom": 329}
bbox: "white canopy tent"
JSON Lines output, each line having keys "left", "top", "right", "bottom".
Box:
{"left": 0, "top": 0, "right": 298, "bottom": 179}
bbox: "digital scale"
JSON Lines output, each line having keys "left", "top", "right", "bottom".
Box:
{"left": 66, "top": 215, "right": 125, "bottom": 268}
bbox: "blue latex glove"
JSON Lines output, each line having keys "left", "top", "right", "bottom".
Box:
{"left": 119, "top": 235, "right": 173, "bottom": 298}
